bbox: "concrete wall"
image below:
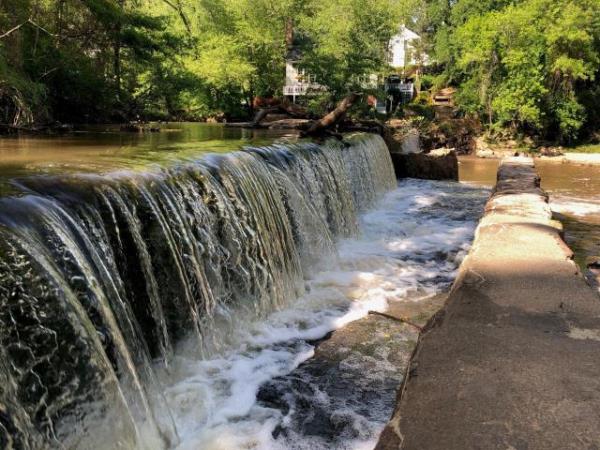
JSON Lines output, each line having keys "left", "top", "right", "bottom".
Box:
{"left": 377, "top": 157, "right": 600, "bottom": 450}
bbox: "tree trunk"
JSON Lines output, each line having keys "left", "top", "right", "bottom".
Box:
{"left": 114, "top": 42, "right": 121, "bottom": 99}
{"left": 160, "top": 0, "right": 192, "bottom": 34}
{"left": 250, "top": 107, "right": 280, "bottom": 127}
{"left": 279, "top": 100, "right": 310, "bottom": 118}
{"left": 304, "top": 92, "right": 361, "bottom": 136}
{"left": 114, "top": 0, "right": 124, "bottom": 101}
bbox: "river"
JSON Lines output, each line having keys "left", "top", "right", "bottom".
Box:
{"left": 0, "top": 123, "right": 292, "bottom": 190}
{"left": 0, "top": 126, "right": 596, "bottom": 449}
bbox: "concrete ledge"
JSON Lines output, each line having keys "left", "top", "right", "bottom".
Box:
{"left": 391, "top": 149, "right": 459, "bottom": 181}
{"left": 376, "top": 157, "right": 600, "bottom": 450}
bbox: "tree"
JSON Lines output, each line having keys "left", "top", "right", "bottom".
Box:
{"left": 296, "top": 0, "right": 401, "bottom": 99}
{"left": 441, "top": 0, "right": 599, "bottom": 142}
{"left": 0, "top": 0, "right": 177, "bottom": 124}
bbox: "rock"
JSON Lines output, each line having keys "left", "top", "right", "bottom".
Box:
{"left": 256, "top": 294, "right": 447, "bottom": 447}
{"left": 476, "top": 149, "right": 496, "bottom": 158}
{"left": 383, "top": 120, "right": 419, "bottom": 154}
{"left": 538, "top": 146, "right": 564, "bottom": 157}
{"left": 586, "top": 256, "right": 600, "bottom": 269}
{"left": 120, "top": 123, "right": 143, "bottom": 132}
{"left": 401, "top": 130, "right": 421, "bottom": 154}
{"left": 52, "top": 122, "right": 74, "bottom": 134}
{"left": 420, "top": 118, "right": 480, "bottom": 154}
{"left": 474, "top": 136, "right": 491, "bottom": 151}
{"left": 120, "top": 123, "right": 160, "bottom": 133}
{"left": 391, "top": 148, "right": 458, "bottom": 181}
{"left": 206, "top": 113, "right": 226, "bottom": 123}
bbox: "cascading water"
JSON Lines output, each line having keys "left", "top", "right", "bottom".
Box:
{"left": 0, "top": 134, "right": 398, "bottom": 449}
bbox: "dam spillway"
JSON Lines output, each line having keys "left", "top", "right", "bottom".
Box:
{"left": 0, "top": 133, "right": 487, "bottom": 449}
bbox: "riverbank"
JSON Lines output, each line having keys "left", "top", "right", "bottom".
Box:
{"left": 477, "top": 148, "right": 600, "bottom": 165}
{"left": 539, "top": 152, "right": 600, "bottom": 165}
{"left": 376, "top": 157, "right": 600, "bottom": 449}
{"left": 474, "top": 140, "right": 600, "bottom": 165}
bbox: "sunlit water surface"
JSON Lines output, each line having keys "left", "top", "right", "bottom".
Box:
{"left": 0, "top": 123, "right": 296, "bottom": 195}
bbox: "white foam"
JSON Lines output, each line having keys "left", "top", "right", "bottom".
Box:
{"left": 160, "top": 179, "right": 488, "bottom": 450}
{"left": 551, "top": 196, "right": 600, "bottom": 217}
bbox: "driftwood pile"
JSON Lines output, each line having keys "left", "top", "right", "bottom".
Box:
{"left": 226, "top": 93, "right": 383, "bottom": 139}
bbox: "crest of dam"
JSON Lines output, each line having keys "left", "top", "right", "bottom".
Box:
{"left": 0, "top": 134, "right": 396, "bottom": 449}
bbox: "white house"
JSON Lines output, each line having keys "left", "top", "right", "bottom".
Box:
{"left": 388, "top": 26, "right": 423, "bottom": 69}
{"left": 283, "top": 25, "right": 426, "bottom": 103}
{"left": 283, "top": 61, "right": 322, "bottom": 101}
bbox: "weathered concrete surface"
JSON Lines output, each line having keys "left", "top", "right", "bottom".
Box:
{"left": 376, "top": 157, "right": 600, "bottom": 450}
{"left": 391, "top": 149, "right": 459, "bottom": 181}
{"left": 256, "top": 294, "right": 446, "bottom": 445}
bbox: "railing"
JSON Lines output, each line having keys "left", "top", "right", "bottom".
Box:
{"left": 283, "top": 83, "right": 323, "bottom": 96}
{"left": 386, "top": 82, "right": 414, "bottom": 93}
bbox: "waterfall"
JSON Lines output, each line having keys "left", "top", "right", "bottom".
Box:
{"left": 0, "top": 134, "right": 396, "bottom": 449}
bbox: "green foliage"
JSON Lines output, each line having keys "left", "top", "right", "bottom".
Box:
{"left": 567, "top": 143, "right": 600, "bottom": 153}
{"left": 416, "top": 0, "right": 600, "bottom": 143}
{"left": 405, "top": 103, "right": 435, "bottom": 120}
{"left": 2, "top": 0, "right": 595, "bottom": 141}
{"left": 0, "top": 0, "right": 179, "bottom": 123}
{"left": 0, "top": 55, "right": 47, "bottom": 126}
{"left": 0, "top": 0, "right": 402, "bottom": 123}
{"left": 297, "top": 0, "right": 401, "bottom": 99}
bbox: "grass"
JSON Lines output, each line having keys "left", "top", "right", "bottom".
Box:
{"left": 565, "top": 143, "right": 600, "bottom": 153}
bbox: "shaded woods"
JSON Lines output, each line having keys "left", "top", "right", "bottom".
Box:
{"left": 1, "top": 0, "right": 599, "bottom": 145}
{"left": 0, "top": 0, "right": 405, "bottom": 128}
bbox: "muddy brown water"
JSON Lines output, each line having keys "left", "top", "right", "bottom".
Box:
{"left": 459, "top": 155, "right": 600, "bottom": 285}
{"left": 0, "top": 122, "right": 297, "bottom": 195}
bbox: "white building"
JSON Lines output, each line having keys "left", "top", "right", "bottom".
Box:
{"left": 283, "top": 25, "right": 426, "bottom": 103}
{"left": 283, "top": 61, "right": 322, "bottom": 101}
{"left": 388, "top": 26, "right": 423, "bottom": 69}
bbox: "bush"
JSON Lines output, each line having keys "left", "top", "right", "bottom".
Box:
{"left": 0, "top": 56, "right": 48, "bottom": 126}
{"left": 405, "top": 103, "right": 435, "bottom": 121}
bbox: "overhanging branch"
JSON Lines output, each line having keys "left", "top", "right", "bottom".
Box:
{"left": 0, "top": 19, "right": 57, "bottom": 39}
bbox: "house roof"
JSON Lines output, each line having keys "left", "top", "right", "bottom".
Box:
{"left": 393, "top": 26, "right": 420, "bottom": 42}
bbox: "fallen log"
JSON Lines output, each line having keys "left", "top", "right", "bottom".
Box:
{"left": 248, "top": 102, "right": 310, "bottom": 128}
{"left": 267, "top": 118, "right": 312, "bottom": 130}
{"left": 250, "top": 107, "right": 281, "bottom": 127}
{"left": 226, "top": 92, "right": 371, "bottom": 139}
{"left": 302, "top": 92, "right": 361, "bottom": 137}
{"left": 279, "top": 101, "right": 310, "bottom": 118}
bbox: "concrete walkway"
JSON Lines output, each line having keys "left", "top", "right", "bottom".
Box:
{"left": 376, "top": 157, "right": 600, "bottom": 450}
